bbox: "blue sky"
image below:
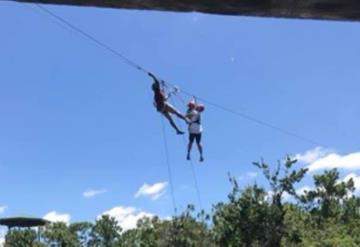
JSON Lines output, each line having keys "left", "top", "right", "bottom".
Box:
{"left": 1, "top": 1, "right": 360, "bottom": 231}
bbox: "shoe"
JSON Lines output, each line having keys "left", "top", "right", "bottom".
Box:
{"left": 200, "top": 157, "right": 204, "bottom": 162}
{"left": 177, "top": 131, "right": 185, "bottom": 135}
{"left": 187, "top": 154, "right": 190, "bottom": 160}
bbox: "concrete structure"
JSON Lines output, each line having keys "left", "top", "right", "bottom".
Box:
{"left": 15, "top": 0, "right": 360, "bottom": 21}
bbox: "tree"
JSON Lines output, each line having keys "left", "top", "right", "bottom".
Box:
{"left": 69, "top": 222, "right": 93, "bottom": 246}
{"left": 119, "top": 207, "right": 213, "bottom": 247}
{"left": 118, "top": 217, "right": 158, "bottom": 247}
{"left": 298, "top": 168, "right": 360, "bottom": 246}
{"left": 213, "top": 157, "right": 308, "bottom": 247}
{"left": 43, "top": 222, "right": 80, "bottom": 247}
{"left": 89, "top": 215, "right": 121, "bottom": 247}
{"left": 5, "top": 228, "right": 44, "bottom": 247}
{"left": 301, "top": 169, "right": 355, "bottom": 220}
{"left": 213, "top": 176, "right": 270, "bottom": 247}
{"left": 166, "top": 205, "right": 213, "bottom": 247}
{"left": 253, "top": 157, "right": 308, "bottom": 246}
{"left": 7, "top": 156, "right": 360, "bottom": 247}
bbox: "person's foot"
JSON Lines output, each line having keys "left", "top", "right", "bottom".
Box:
{"left": 200, "top": 156, "right": 204, "bottom": 162}
{"left": 187, "top": 154, "right": 190, "bottom": 160}
{"left": 177, "top": 130, "right": 185, "bottom": 135}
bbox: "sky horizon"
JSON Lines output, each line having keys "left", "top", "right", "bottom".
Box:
{"left": 1, "top": 1, "right": 360, "bottom": 238}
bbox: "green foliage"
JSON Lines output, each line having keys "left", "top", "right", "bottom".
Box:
{"left": 5, "top": 229, "right": 39, "bottom": 247}
{"left": 69, "top": 222, "right": 93, "bottom": 246}
{"left": 212, "top": 157, "right": 308, "bottom": 247}
{"left": 119, "top": 216, "right": 161, "bottom": 247}
{"left": 166, "top": 205, "right": 213, "bottom": 247}
{"left": 89, "top": 215, "right": 121, "bottom": 247}
{"left": 119, "top": 206, "right": 213, "bottom": 247}
{"left": 4, "top": 157, "right": 360, "bottom": 247}
{"left": 300, "top": 219, "right": 357, "bottom": 247}
{"left": 213, "top": 181, "right": 269, "bottom": 247}
{"left": 43, "top": 222, "right": 81, "bottom": 246}
{"left": 254, "top": 157, "right": 308, "bottom": 246}
{"left": 301, "top": 169, "right": 355, "bottom": 220}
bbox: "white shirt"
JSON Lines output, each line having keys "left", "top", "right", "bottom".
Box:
{"left": 188, "top": 110, "right": 203, "bottom": 134}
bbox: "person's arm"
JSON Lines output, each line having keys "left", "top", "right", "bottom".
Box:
{"left": 149, "top": 73, "right": 165, "bottom": 93}
{"left": 148, "top": 72, "right": 159, "bottom": 83}
{"left": 148, "top": 72, "right": 157, "bottom": 81}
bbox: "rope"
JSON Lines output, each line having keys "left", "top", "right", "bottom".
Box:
{"left": 35, "top": 4, "right": 149, "bottom": 74}
{"left": 34, "top": 3, "right": 323, "bottom": 147}
{"left": 188, "top": 148, "right": 204, "bottom": 212}
{"left": 170, "top": 97, "right": 204, "bottom": 213}
{"left": 167, "top": 82, "right": 323, "bottom": 146}
{"left": 160, "top": 116, "right": 178, "bottom": 216}
{"left": 22, "top": 4, "right": 75, "bottom": 35}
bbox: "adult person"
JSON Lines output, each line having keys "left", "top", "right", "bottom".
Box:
{"left": 149, "top": 73, "right": 188, "bottom": 134}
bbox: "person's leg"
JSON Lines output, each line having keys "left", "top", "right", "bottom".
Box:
{"left": 165, "top": 103, "right": 189, "bottom": 123}
{"left": 187, "top": 134, "right": 195, "bottom": 160}
{"left": 162, "top": 111, "right": 184, "bottom": 135}
{"left": 196, "top": 134, "right": 204, "bottom": 162}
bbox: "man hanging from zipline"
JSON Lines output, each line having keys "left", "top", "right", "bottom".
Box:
{"left": 186, "top": 100, "right": 204, "bottom": 162}
{"left": 149, "top": 72, "right": 188, "bottom": 135}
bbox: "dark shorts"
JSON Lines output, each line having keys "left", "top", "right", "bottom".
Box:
{"left": 189, "top": 133, "right": 202, "bottom": 143}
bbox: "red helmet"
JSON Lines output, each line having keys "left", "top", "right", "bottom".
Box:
{"left": 187, "top": 101, "right": 196, "bottom": 109}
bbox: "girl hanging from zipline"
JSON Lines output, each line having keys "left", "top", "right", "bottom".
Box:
{"left": 149, "top": 72, "right": 188, "bottom": 135}
{"left": 186, "top": 100, "right": 204, "bottom": 162}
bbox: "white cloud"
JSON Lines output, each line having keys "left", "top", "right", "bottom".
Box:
{"left": 43, "top": 211, "right": 71, "bottom": 225}
{"left": 246, "top": 172, "right": 258, "bottom": 178}
{"left": 135, "top": 182, "right": 168, "bottom": 200}
{"left": 342, "top": 173, "right": 360, "bottom": 194}
{"left": 0, "top": 206, "right": 7, "bottom": 215}
{"left": 282, "top": 191, "right": 291, "bottom": 201}
{"left": 296, "top": 186, "right": 312, "bottom": 196}
{"left": 295, "top": 147, "right": 360, "bottom": 172}
{"left": 0, "top": 229, "right": 5, "bottom": 247}
{"left": 266, "top": 186, "right": 314, "bottom": 202}
{"left": 295, "top": 146, "right": 332, "bottom": 164}
{"left": 239, "top": 172, "right": 258, "bottom": 180}
{"left": 99, "top": 206, "right": 153, "bottom": 232}
{"left": 308, "top": 152, "right": 360, "bottom": 172}
{"left": 83, "top": 189, "right": 107, "bottom": 198}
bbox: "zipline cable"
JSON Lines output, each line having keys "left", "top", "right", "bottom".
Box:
{"left": 35, "top": 4, "right": 149, "bottom": 74}
{"left": 167, "top": 83, "right": 323, "bottom": 146}
{"left": 22, "top": 4, "right": 76, "bottom": 35}
{"left": 160, "top": 116, "right": 178, "bottom": 216}
{"left": 35, "top": 3, "right": 323, "bottom": 147}
{"left": 37, "top": 3, "right": 175, "bottom": 216}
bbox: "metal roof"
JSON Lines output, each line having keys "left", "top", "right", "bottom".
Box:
{"left": 0, "top": 217, "right": 49, "bottom": 228}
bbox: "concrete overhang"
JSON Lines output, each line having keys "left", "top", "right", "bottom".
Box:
{"left": 13, "top": 0, "right": 360, "bottom": 22}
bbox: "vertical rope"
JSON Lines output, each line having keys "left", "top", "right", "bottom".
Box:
{"left": 170, "top": 96, "right": 204, "bottom": 213}
{"left": 160, "top": 116, "right": 177, "bottom": 216}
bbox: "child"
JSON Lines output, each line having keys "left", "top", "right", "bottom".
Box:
{"left": 186, "top": 100, "right": 204, "bottom": 162}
